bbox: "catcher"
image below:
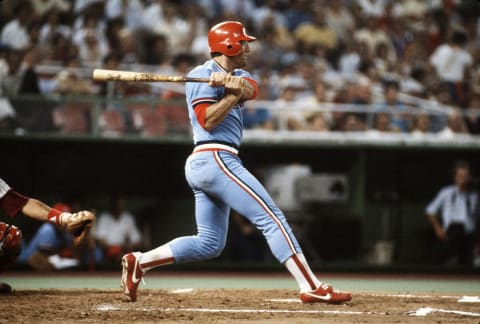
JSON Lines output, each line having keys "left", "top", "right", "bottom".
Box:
{"left": 0, "top": 177, "right": 95, "bottom": 291}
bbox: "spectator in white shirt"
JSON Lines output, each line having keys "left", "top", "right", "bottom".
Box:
{"left": 105, "top": 0, "right": 144, "bottom": 29}
{"left": 426, "top": 160, "right": 479, "bottom": 265}
{"left": 430, "top": 30, "right": 473, "bottom": 83}
{"left": 429, "top": 30, "right": 473, "bottom": 105}
{"left": 0, "top": 2, "right": 33, "bottom": 50}
{"left": 95, "top": 195, "right": 142, "bottom": 262}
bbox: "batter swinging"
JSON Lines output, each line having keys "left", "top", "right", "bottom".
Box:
{"left": 121, "top": 21, "right": 352, "bottom": 304}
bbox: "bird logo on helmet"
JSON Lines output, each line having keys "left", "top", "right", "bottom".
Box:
{"left": 208, "top": 21, "right": 256, "bottom": 57}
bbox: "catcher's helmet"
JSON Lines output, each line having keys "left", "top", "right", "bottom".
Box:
{"left": 0, "top": 222, "right": 22, "bottom": 266}
{"left": 208, "top": 21, "right": 256, "bottom": 57}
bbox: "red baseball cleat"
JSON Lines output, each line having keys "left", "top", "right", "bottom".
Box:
{"left": 121, "top": 252, "right": 144, "bottom": 302}
{"left": 300, "top": 283, "right": 352, "bottom": 304}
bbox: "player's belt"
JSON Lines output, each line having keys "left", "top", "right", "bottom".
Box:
{"left": 193, "top": 142, "right": 238, "bottom": 155}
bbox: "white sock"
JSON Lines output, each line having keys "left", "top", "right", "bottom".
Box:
{"left": 138, "top": 244, "right": 175, "bottom": 272}
{"left": 284, "top": 253, "right": 321, "bottom": 292}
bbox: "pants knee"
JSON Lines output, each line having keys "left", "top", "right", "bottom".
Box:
{"left": 197, "top": 236, "right": 225, "bottom": 259}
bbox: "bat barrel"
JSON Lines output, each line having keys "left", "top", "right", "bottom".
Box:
{"left": 92, "top": 69, "right": 209, "bottom": 83}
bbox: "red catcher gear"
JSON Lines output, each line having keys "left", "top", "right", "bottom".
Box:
{"left": 0, "top": 222, "right": 22, "bottom": 266}
{"left": 208, "top": 21, "right": 256, "bottom": 57}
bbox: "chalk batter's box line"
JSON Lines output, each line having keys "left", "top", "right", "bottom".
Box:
{"left": 94, "top": 304, "right": 480, "bottom": 317}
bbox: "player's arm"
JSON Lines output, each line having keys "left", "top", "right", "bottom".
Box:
{"left": 426, "top": 213, "right": 446, "bottom": 241}
{"left": 425, "top": 189, "right": 447, "bottom": 241}
{"left": 21, "top": 198, "right": 52, "bottom": 222}
{"left": 201, "top": 73, "right": 245, "bottom": 131}
{"left": 240, "top": 78, "right": 257, "bottom": 101}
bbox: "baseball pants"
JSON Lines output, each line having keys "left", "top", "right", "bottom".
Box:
{"left": 168, "top": 144, "right": 302, "bottom": 264}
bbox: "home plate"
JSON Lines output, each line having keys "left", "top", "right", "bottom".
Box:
{"left": 408, "top": 307, "right": 480, "bottom": 317}
{"left": 458, "top": 296, "right": 480, "bottom": 303}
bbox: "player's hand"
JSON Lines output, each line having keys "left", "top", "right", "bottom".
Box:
{"left": 64, "top": 211, "right": 96, "bottom": 248}
{"left": 224, "top": 75, "right": 244, "bottom": 97}
{"left": 434, "top": 227, "right": 447, "bottom": 241}
{"left": 209, "top": 72, "right": 228, "bottom": 87}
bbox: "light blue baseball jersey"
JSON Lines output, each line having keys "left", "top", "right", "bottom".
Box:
{"left": 165, "top": 59, "right": 302, "bottom": 265}
{"left": 185, "top": 59, "right": 254, "bottom": 147}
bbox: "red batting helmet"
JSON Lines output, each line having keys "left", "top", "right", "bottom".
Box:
{"left": 208, "top": 21, "right": 256, "bottom": 57}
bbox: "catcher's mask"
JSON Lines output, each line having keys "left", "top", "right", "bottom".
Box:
{"left": 208, "top": 21, "right": 256, "bottom": 57}
{"left": 0, "top": 222, "right": 22, "bottom": 261}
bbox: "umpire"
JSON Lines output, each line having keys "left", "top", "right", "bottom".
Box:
{"left": 426, "top": 160, "right": 479, "bottom": 265}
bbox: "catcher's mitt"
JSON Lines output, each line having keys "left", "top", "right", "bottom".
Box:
{"left": 65, "top": 211, "right": 95, "bottom": 248}
{"left": 0, "top": 222, "right": 22, "bottom": 267}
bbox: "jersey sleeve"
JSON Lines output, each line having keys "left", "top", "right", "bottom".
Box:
{"left": 187, "top": 69, "right": 220, "bottom": 128}
{"left": 235, "top": 70, "right": 258, "bottom": 101}
{"left": 0, "top": 178, "right": 11, "bottom": 199}
{"left": 0, "top": 190, "right": 29, "bottom": 218}
{"left": 187, "top": 69, "right": 219, "bottom": 110}
{"left": 426, "top": 188, "right": 448, "bottom": 215}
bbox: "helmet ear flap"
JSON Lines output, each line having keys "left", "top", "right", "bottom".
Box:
{"left": 225, "top": 41, "right": 242, "bottom": 56}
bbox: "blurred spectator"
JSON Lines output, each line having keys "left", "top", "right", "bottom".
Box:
{"left": 51, "top": 58, "right": 95, "bottom": 134}
{"left": 342, "top": 113, "right": 367, "bottom": 132}
{"left": 354, "top": 18, "right": 390, "bottom": 58}
{"left": 250, "top": 14, "right": 294, "bottom": 71}
{"left": 53, "top": 58, "right": 95, "bottom": 95}
{"left": 293, "top": 8, "right": 337, "bottom": 53}
{"left": 338, "top": 41, "right": 362, "bottom": 79}
{"left": 251, "top": 0, "right": 287, "bottom": 33}
{"left": 373, "top": 112, "right": 397, "bottom": 132}
{"left": 426, "top": 160, "right": 479, "bottom": 266}
{"left": 31, "top": 0, "right": 71, "bottom": 17}
{"left": 141, "top": 0, "right": 164, "bottom": 31}
{"left": 105, "top": 0, "right": 144, "bottom": 29}
{"left": 324, "top": 2, "right": 355, "bottom": 43}
{"left": 284, "top": 0, "right": 313, "bottom": 32}
{"left": 303, "top": 80, "right": 334, "bottom": 129}
{"left": 306, "top": 113, "right": 330, "bottom": 132}
{"left": 77, "top": 28, "right": 109, "bottom": 68}
{"left": 39, "top": 9, "right": 73, "bottom": 46}
{"left": 429, "top": 30, "right": 473, "bottom": 106}
{"left": 219, "top": 0, "right": 256, "bottom": 21}
{"left": 375, "top": 81, "right": 411, "bottom": 132}
{"left": 117, "top": 27, "right": 142, "bottom": 67}
{"left": 438, "top": 109, "right": 469, "bottom": 138}
{"left": 465, "top": 94, "right": 480, "bottom": 135}
{"left": 410, "top": 113, "right": 431, "bottom": 137}
{"left": 151, "top": 3, "right": 190, "bottom": 54}
{"left": 95, "top": 195, "right": 142, "bottom": 262}
{"left": 275, "top": 86, "right": 305, "bottom": 131}
{"left": 0, "top": 47, "right": 42, "bottom": 97}
{"left": 142, "top": 33, "right": 169, "bottom": 65}
{"left": 355, "top": 0, "right": 387, "bottom": 18}
{"left": 0, "top": 1, "right": 33, "bottom": 50}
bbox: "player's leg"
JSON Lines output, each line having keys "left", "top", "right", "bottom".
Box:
{"left": 210, "top": 151, "right": 351, "bottom": 303}
{"left": 121, "top": 190, "right": 229, "bottom": 301}
{"left": 141, "top": 190, "right": 230, "bottom": 267}
{"left": 121, "top": 152, "right": 231, "bottom": 301}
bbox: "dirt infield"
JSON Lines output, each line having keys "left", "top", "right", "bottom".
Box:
{"left": 1, "top": 288, "right": 479, "bottom": 323}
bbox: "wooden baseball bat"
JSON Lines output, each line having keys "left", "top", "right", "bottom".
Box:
{"left": 92, "top": 69, "right": 210, "bottom": 83}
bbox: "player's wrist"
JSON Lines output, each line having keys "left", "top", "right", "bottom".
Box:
{"left": 47, "top": 208, "right": 72, "bottom": 226}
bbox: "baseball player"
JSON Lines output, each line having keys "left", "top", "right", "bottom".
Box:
{"left": 0, "top": 177, "right": 94, "bottom": 281}
{"left": 121, "top": 21, "right": 352, "bottom": 304}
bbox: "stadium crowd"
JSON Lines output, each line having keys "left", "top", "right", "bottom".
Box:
{"left": 0, "top": 0, "right": 479, "bottom": 136}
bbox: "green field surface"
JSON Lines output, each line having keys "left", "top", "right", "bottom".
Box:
{"left": 2, "top": 272, "right": 479, "bottom": 294}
